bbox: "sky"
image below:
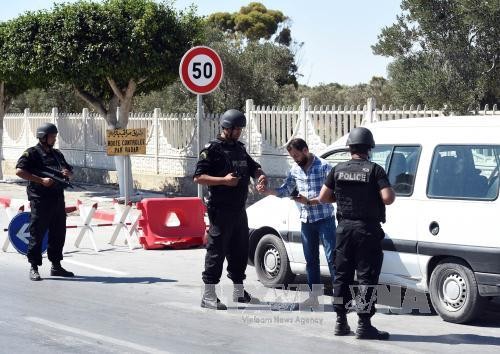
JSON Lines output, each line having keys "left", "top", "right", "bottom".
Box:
{"left": 0, "top": 0, "right": 403, "bottom": 87}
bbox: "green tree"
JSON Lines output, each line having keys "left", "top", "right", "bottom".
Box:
{"left": 3, "top": 0, "right": 203, "bottom": 128}
{"left": 3, "top": 0, "right": 202, "bottom": 195}
{"left": 0, "top": 22, "right": 40, "bottom": 118}
{"left": 373, "top": 0, "right": 500, "bottom": 113}
{"left": 207, "top": 2, "right": 288, "bottom": 42}
{"left": 203, "top": 35, "right": 298, "bottom": 112}
{"left": 9, "top": 84, "right": 86, "bottom": 113}
{"left": 134, "top": 22, "right": 300, "bottom": 113}
{"left": 0, "top": 21, "right": 43, "bottom": 179}
{"left": 279, "top": 78, "right": 394, "bottom": 108}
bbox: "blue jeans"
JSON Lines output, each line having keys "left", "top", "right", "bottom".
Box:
{"left": 300, "top": 216, "right": 336, "bottom": 292}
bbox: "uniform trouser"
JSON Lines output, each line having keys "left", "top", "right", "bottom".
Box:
{"left": 27, "top": 196, "right": 66, "bottom": 266}
{"left": 202, "top": 208, "right": 249, "bottom": 285}
{"left": 333, "top": 219, "right": 384, "bottom": 318}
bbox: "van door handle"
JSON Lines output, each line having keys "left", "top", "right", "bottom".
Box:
{"left": 429, "top": 221, "right": 439, "bottom": 236}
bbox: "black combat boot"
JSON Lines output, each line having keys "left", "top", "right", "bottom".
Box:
{"left": 233, "top": 284, "right": 259, "bottom": 304}
{"left": 50, "top": 262, "right": 74, "bottom": 277}
{"left": 30, "top": 265, "right": 41, "bottom": 281}
{"left": 356, "top": 317, "right": 389, "bottom": 340}
{"left": 334, "top": 313, "right": 351, "bottom": 336}
{"left": 201, "top": 284, "right": 227, "bottom": 310}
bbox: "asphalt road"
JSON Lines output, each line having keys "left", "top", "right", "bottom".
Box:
{"left": 1, "top": 222, "right": 499, "bottom": 354}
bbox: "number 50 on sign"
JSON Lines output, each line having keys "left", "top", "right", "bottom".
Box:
{"left": 179, "top": 46, "right": 223, "bottom": 95}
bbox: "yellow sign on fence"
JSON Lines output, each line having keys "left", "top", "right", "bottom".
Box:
{"left": 106, "top": 128, "right": 147, "bottom": 156}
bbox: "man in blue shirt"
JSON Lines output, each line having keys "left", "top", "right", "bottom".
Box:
{"left": 257, "top": 138, "right": 335, "bottom": 306}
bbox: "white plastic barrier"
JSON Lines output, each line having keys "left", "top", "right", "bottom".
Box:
{"left": 73, "top": 201, "right": 100, "bottom": 252}
{"left": 71, "top": 200, "right": 141, "bottom": 252}
{"left": 108, "top": 201, "right": 141, "bottom": 251}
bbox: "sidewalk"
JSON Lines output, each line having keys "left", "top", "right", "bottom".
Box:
{"left": 0, "top": 179, "right": 165, "bottom": 212}
{"left": 0, "top": 179, "right": 168, "bottom": 252}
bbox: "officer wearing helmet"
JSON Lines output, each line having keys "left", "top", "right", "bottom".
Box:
{"left": 319, "top": 127, "right": 395, "bottom": 340}
{"left": 194, "top": 109, "right": 267, "bottom": 310}
{"left": 15, "top": 122, "right": 75, "bottom": 281}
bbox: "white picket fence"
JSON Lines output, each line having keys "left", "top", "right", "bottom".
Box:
{"left": 1, "top": 98, "right": 498, "bottom": 177}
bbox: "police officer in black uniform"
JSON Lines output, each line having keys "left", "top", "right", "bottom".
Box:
{"left": 194, "top": 109, "right": 267, "bottom": 310}
{"left": 16, "top": 123, "right": 75, "bottom": 281}
{"left": 319, "top": 127, "right": 395, "bottom": 340}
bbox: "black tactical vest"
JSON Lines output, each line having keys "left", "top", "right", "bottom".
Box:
{"left": 206, "top": 139, "right": 251, "bottom": 210}
{"left": 27, "top": 144, "right": 66, "bottom": 199}
{"left": 334, "top": 159, "right": 386, "bottom": 223}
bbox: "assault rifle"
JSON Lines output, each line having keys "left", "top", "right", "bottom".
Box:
{"left": 34, "top": 166, "right": 85, "bottom": 190}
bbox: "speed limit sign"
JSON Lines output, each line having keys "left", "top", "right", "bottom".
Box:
{"left": 179, "top": 46, "right": 223, "bottom": 95}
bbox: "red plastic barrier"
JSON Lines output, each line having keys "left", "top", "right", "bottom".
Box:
{"left": 91, "top": 199, "right": 131, "bottom": 222}
{"left": 136, "top": 197, "right": 206, "bottom": 250}
{"left": 0, "top": 196, "right": 76, "bottom": 214}
{"left": 0, "top": 196, "right": 11, "bottom": 207}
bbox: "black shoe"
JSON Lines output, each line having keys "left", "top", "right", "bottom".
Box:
{"left": 50, "top": 265, "right": 74, "bottom": 277}
{"left": 334, "top": 314, "right": 351, "bottom": 336}
{"left": 30, "top": 267, "right": 41, "bottom": 281}
{"left": 233, "top": 290, "right": 259, "bottom": 304}
{"left": 356, "top": 321, "right": 389, "bottom": 340}
{"left": 201, "top": 297, "right": 228, "bottom": 310}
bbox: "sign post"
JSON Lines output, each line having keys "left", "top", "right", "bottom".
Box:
{"left": 179, "top": 46, "right": 223, "bottom": 198}
{"left": 106, "top": 128, "right": 147, "bottom": 204}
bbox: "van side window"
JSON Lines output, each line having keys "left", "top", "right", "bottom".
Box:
{"left": 386, "top": 146, "right": 420, "bottom": 196}
{"left": 428, "top": 145, "right": 500, "bottom": 200}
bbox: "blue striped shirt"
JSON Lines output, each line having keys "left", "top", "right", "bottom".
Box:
{"left": 275, "top": 155, "right": 334, "bottom": 223}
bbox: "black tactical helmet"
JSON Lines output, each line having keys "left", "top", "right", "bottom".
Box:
{"left": 220, "top": 109, "right": 246, "bottom": 129}
{"left": 36, "top": 122, "right": 58, "bottom": 139}
{"left": 346, "top": 127, "right": 375, "bottom": 148}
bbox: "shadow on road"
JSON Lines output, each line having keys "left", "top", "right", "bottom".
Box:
{"left": 46, "top": 275, "right": 177, "bottom": 284}
{"left": 467, "top": 309, "right": 500, "bottom": 328}
{"left": 389, "top": 333, "right": 500, "bottom": 345}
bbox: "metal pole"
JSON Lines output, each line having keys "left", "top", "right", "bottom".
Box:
{"left": 197, "top": 94, "right": 203, "bottom": 199}
{"left": 124, "top": 157, "right": 129, "bottom": 205}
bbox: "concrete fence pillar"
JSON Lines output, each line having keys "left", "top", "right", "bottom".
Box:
{"left": 24, "top": 108, "right": 30, "bottom": 149}
{"left": 245, "top": 99, "right": 254, "bottom": 152}
{"left": 52, "top": 107, "right": 59, "bottom": 148}
{"left": 153, "top": 108, "right": 161, "bottom": 174}
{"left": 52, "top": 107, "right": 58, "bottom": 124}
{"left": 363, "top": 97, "right": 377, "bottom": 124}
{"left": 82, "top": 108, "right": 88, "bottom": 168}
{"left": 300, "top": 97, "right": 309, "bottom": 141}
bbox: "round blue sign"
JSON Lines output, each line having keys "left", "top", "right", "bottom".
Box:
{"left": 8, "top": 212, "right": 48, "bottom": 255}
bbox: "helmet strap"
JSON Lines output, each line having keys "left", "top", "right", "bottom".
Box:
{"left": 39, "top": 136, "right": 54, "bottom": 149}
{"left": 222, "top": 127, "right": 238, "bottom": 142}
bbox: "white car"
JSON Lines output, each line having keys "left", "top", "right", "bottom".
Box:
{"left": 246, "top": 115, "right": 500, "bottom": 323}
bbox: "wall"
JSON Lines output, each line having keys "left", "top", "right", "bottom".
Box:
{"left": 2, "top": 98, "right": 496, "bottom": 194}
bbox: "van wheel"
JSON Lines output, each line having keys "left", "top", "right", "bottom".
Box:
{"left": 429, "top": 259, "right": 483, "bottom": 323}
{"left": 254, "top": 234, "right": 295, "bottom": 287}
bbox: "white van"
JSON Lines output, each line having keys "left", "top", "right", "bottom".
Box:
{"left": 246, "top": 115, "right": 500, "bottom": 323}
